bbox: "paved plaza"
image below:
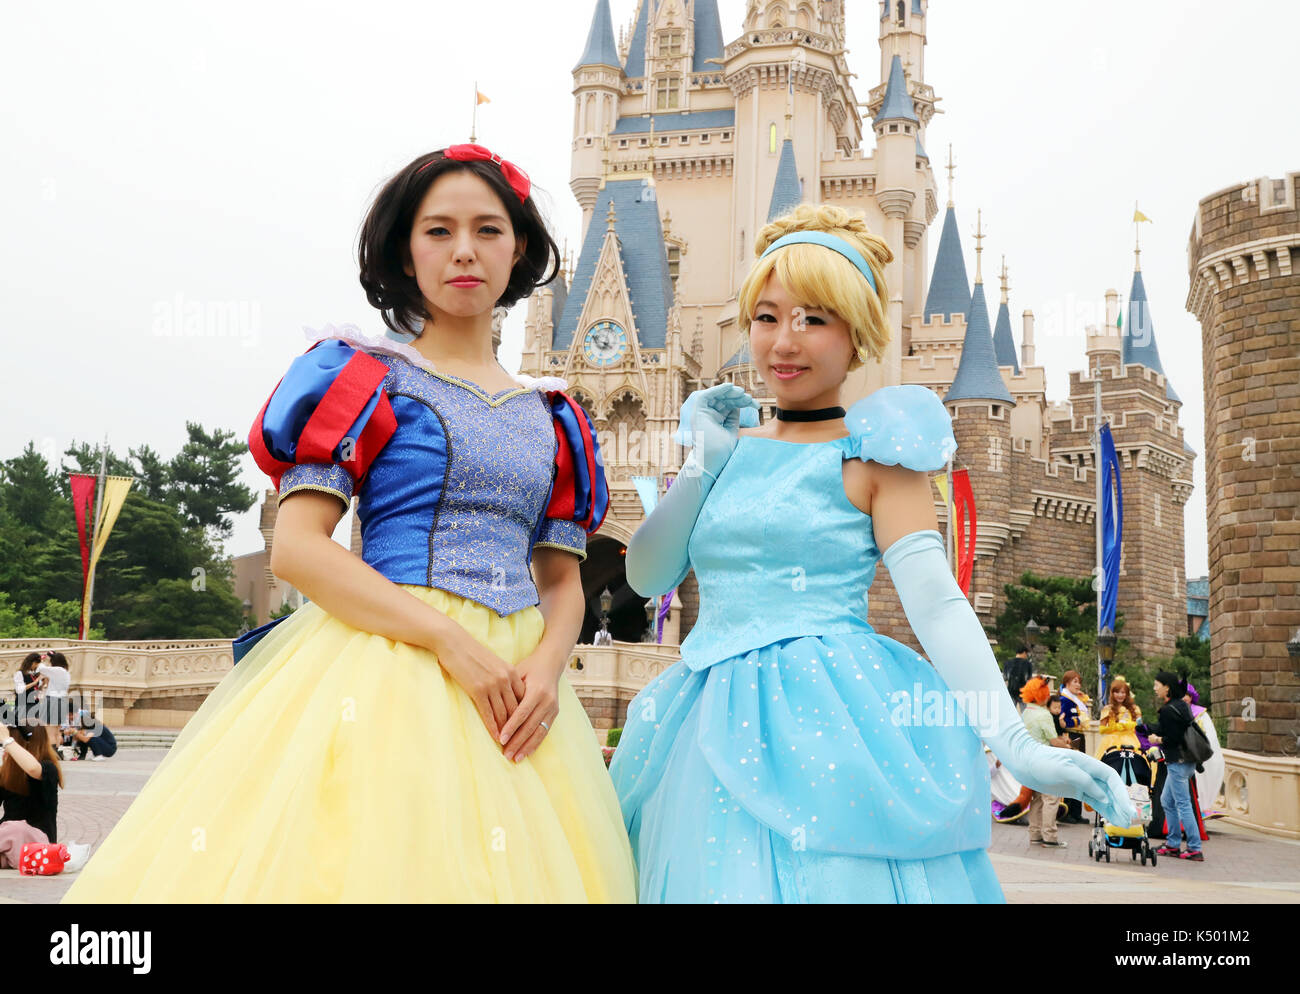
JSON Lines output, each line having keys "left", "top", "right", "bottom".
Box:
{"left": 3, "top": 745, "right": 1296, "bottom": 904}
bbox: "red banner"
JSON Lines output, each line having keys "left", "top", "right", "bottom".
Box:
{"left": 69, "top": 474, "right": 97, "bottom": 638}
{"left": 952, "top": 469, "right": 977, "bottom": 597}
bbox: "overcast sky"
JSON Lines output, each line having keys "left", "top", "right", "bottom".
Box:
{"left": 3, "top": 1, "right": 1295, "bottom": 583}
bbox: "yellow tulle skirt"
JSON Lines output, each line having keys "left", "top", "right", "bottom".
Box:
{"left": 62, "top": 586, "right": 636, "bottom": 903}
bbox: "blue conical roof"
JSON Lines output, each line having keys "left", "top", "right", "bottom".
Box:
{"left": 767, "top": 138, "right": 802, "bottom": 221}
{"left": 693, "top": 0, "right": 725, "bottom": 72}
{"left": 874, "top": 55, "right": 918, "bottom": 124}
{"left": 574, "top": 0, "right": 621, "bottom": 72}
{"left": 924, "top": 207, "right": 970, "bottom": 321}
{"left": 992, "top": 299, "right": 1021, "bottom": 374}
{"left": 945, "top": 282, "right": 1015, "bottom": 405}
{"left": 554, "top": 180, "right": 675, "bottom": 352}
{"left": 1123, "top": 268, "right": 1179, "bottom": 403}
{"left": 624, "top": 0, "right": 652, "bottom": 78}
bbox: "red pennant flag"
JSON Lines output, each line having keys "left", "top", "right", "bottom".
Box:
{"left": 952, "top": 469, "right": 977, "bottom": 597}
{"left": 69, "top": 475, "right": 98, "bottom": 636}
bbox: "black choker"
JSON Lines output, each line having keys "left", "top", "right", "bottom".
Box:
{"left": 771, "top": 405, "right": 846, "bottom": 423}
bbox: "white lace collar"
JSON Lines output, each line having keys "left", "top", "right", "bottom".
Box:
{"left": 302, "top": 324, "right": 569, "bottom": 394}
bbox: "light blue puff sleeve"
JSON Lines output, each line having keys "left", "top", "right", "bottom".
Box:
{"left": 672, "top": 388, "right": 760, "bottom": 447}
{"left": 841, "top": 384, "right": 957, "bottom": 472}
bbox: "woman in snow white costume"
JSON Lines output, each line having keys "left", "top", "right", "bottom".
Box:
{"left": 63, "top": 145, "right": 636, "bottom": 902}
{"left": 610, "top": 204, "right": 1136, "bottom": 903}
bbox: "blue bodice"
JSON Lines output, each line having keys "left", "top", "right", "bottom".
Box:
{"left": 611, "top": 385, "right": 994, "bottom": 863}
{"left": 679, "top": 385, "right": 959, "bottom": 671}
{"left": 252, "top": 333, "right": 605, "bottom": 618}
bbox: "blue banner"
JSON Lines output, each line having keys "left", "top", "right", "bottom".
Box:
{"left": 1099, "top": 423, "right": 1123, "bottom": 633}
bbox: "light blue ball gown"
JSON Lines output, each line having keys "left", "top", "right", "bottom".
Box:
{"left": 610, "top": 385, "right": 1005, "bottom": 903}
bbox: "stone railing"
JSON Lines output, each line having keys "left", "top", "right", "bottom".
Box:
{"left": 564, "top": 641, "right": 680, "bottom": 736}
{"left": 1220, "top": 749, "right": 1300, "bottom": 839}
{"left": 1, "top": 638, "right": 234, "bottom": 728}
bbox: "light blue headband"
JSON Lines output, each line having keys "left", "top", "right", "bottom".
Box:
{"left": 759, "top": 231, "right": 878, "bottom": 293}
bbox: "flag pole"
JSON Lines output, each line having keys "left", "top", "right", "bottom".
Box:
{"left": 471, "top": 80, "right": 478, "bottom": 143}
{"left": 83, "top": 434, "right": 108, "bottom": 640}
{"left": 1094, "top": 359, "right": 1105, "bottom": 709}
{"left": 945, "top": 454, "right": 955, "bottom": 576}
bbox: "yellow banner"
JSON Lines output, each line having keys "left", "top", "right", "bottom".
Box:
{"left": 933, "top": 474, "right": 957, "bottom": 579}
{"left": 1133, "top": 208, "right": 1152, "bottom": 223}
{"left": 933, "top": 474, "right": 949, "bottom": 507}
{"left": 81, "top": 476, "right": 134, "bottom": 635}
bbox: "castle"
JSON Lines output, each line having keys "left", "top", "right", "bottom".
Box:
{"left": 515, "top": 0, "right": 1194, "bottom": 667}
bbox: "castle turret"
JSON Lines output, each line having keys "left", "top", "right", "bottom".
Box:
{"left": 869, "top": 53, "right": 921, "bottom": 386}
{"left": 572, "top": 0, "right": 624, "bottom": 236}
{"left": 1124, "top": 253, "right": 1180, "bottom": 402}
{"left": 879, "top": 1, "right": 928, "bottom": 92}
{"left": 944, "top": 213, "right": 1015, "bottom": 616}
{"left": 945, "top": 213, "right": 1015, "bottom": 408}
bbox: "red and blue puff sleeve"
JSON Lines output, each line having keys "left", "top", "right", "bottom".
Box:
{"left": 533, "top": 391, "right": 609, "bottom": 561}
{"left": 248, "top": 339, "right": 397, "bottom": 508}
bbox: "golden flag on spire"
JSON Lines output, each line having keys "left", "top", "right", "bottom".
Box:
{"left": 1133, "top": 207, "right": 1152, "bottom": 223}
{"left": 476, "top": 91, "right": 491, "bottom": 106}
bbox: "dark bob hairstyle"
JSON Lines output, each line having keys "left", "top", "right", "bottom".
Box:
{"left": 1153, "top": 670, "right": 1187, "bottom": 700}
{"left": 358, "top": 149, "right": 561, "bottom": 336}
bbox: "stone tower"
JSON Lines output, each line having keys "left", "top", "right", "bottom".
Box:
{"left": 942, "top": 215, "right": 1016, "bottom": 621}
{"left": 1186, "top": 169, "right": 1300, "bottom": 754}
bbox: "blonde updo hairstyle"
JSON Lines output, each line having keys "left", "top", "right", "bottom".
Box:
{"left": 737, "top": 204, "right": 893, "bottom": 372}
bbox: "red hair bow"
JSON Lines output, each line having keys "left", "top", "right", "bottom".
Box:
{"left": 426, "top": 143, "right": 531, "bottom": 204}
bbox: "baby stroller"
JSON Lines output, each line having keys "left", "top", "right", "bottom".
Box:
{"left": 1089, "top": 747, "right": 1157, "bottom": 865}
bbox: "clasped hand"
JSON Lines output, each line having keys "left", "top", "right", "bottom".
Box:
{"left": 431, "top": 622, "right": 561, "bottom": 763}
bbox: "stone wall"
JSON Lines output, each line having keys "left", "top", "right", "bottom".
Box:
{"left": 1187, "top": 171, "right": 1300, "bottom": 755}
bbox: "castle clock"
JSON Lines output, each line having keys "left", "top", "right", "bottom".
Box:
{"left": 582, "top": 321, "right": 628, "bottom": 368}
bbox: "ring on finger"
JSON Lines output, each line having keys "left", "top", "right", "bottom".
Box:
{"left": 539, "top": 720, "right": 549, "bottom": 731}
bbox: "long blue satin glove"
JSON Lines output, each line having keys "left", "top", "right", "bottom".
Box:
{"left": 626, "top": 384, "right": 759, "bottom": 597}
{"left": 882, "top": 529, "right": 1139, "bottom": 829}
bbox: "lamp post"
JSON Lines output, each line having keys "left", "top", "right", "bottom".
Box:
{"left": 1096, "top": 626, "right": 1117, "bottom": 706}
{"left": 1288, "top": 629, "right": 1300, "bottom": 676}
{"left": 597, "top": 587, "right": 612, "bottom": 645}
{"left": 643, "top": 598, "right": 657, "bottom": 644}
{"left": 1025, "top": 618, "right": 1040, "bottom": 672}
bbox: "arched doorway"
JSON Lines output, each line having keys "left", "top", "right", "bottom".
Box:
{"left": 579, "top": 535, "right": 652, "bottom": 644}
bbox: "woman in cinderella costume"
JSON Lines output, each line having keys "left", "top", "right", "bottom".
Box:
{"left": 610, "top": 204, "right": 1136, "bottom": 903}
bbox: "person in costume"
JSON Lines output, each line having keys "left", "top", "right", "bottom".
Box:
{"left": 1096, "top": 675, "right": 1142, "bottom": 756}
{"left": 1058, "top": 670, "right": 1091, "bottom": 755}
{"left": 1019, "top": 678, "right": 1072, "bottom": 846}
{"left": 1184, "top": 682, "right": 1222, "bottom": 819}
{"left": 63, "top": 144, "right": 636, "bottom": 902}
{"left": 610, "top": 204, "right": 1137, "bottom": 903}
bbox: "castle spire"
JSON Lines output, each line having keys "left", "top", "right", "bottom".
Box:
{"left": 923, "top": 160, "right": 971, "bottom": 322}
{"left": 873, "top": 54, "right": 918, "bottom": 125}
{"left": 624, "top": 0, "right": 653, "bottom": 78}
{"left": 992, "top": 256, "right": 1021, "bottom": 374}
{"left": 574, "top": 0, "right": 621, "bottom": 72}
{"left": 767, "top": 137, "right": 802, "bottom": 222}
{"left": 1124, "top": 265, "right": 1180, "bottom": 402}
{"left": 946, "top": 278, "right": 1015, "bottom": 406}
{"left": 945, "top": 143, "right": 955, "bottom": 208}
{"left": 972, "top": 208, "right": 985, "bottom": 285}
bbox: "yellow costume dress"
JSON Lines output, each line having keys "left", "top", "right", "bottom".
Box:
{"left": 1096, "top": 704, "right": 1143, "bottom": 757}
{"left": 62, "top": 330, "right": 636, "bottom": 902}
